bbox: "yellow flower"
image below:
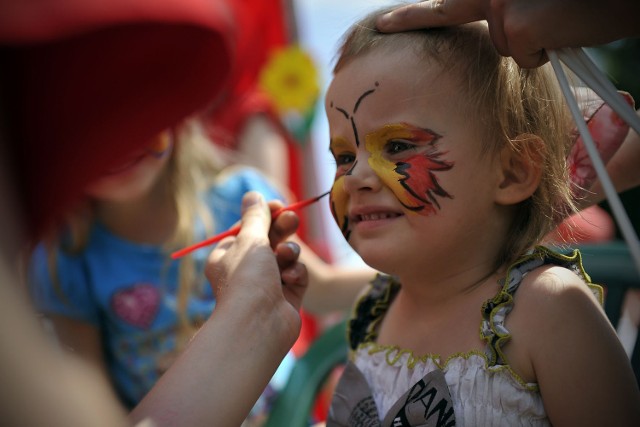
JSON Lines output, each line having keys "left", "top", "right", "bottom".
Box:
{"left": 259, "top": 45, "right": 320, "bottom": 114}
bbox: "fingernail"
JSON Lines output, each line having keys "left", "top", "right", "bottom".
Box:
{"left": 285, "top": 242, "right": 300, "bottom": 256}
{"left": 242, "top": 192, "right": 263, "bottom": 211}
{"left": 377, "top": 12, "right": 391, "bottom": 27}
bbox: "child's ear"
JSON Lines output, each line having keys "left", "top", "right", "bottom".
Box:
{"left": 494, "top": 134, "right": 544, "bottom": 205}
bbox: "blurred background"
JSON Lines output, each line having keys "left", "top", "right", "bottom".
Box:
{"left": 586, "top": 39, "right": 640, "bottom": 240}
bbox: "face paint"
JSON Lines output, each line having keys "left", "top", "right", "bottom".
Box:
{"left": 327, "top": 84, "right": 453, "bottom": 241}
{"left": 330, "top": 174, "right": 351, "bottom": 240}
{"left": 329, "top": 137, "right": 354, "bottom": 238}
{"left": 365, "top": 123, "right": 453, "bottom": 214}
{"left": 328, "top": 85, "right": 378, "bottom": 240}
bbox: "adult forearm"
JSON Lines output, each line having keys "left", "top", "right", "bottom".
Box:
{"left": 130, "top": 297, "right": 297, "bottom": 427}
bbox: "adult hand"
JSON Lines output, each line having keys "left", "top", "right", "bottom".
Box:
{"left": 376, "top": 0, "right": 640, "bottom": 68}
{"left": 132, "top": 192, "right": 308, "bottom": 427}
{"left": 207, "top": 192, "right": 307, "bottom": 328}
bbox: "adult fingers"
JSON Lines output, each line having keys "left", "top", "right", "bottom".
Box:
{"left": 268, "top": 206, "right": 299, "bottom": 250}
{"left": 477, "top": 0, "right": 505, "bottom": 58}
{"left": 280, "top": 264, "right": 308, "bottom": 312}
{"left": 205, "top": 192, "right": 269, "bottom": 293}
{"left": 376, "top": 0, "right": 485, "bottom": 32}
{"left": 275, "top": 241, "right": 301, "bottom": 271}
{"left": 274, "top": 241, "right": 307, "bottom": 311}
{"left": 511, "top": 48, "right": 548, "bottom": 69}
{"left": 491, "top": 0, "right": 549, "bottom": 68}
{"left": 236, "top": 192, "right": 270, "bottom": 246}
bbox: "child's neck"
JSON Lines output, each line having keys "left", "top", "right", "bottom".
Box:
{"left": 95, "top": 172, "right": 177, "bottom": 245}
{"left": 395, "top": 262, "right": 502, "bottom": 312}
{"left": 379, "top": 267, "right": 503, "bottom": 357}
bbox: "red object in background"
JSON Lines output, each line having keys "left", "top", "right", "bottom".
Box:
{"left": 202, "top": 0, "right": 289, "bottom": 144}
{"left": 0, "top": 0, "right": 235, "bottom": 241}
{"left": 549, "top": 205, "right": 616, "bottom": 244}
{"left": 201, "top": 0, "right": 320, "bottom": 359}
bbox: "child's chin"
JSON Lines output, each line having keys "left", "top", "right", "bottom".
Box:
{"left": 357, "top": 251, "right": 395, "bottom": 275}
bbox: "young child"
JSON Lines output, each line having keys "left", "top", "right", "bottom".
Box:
{"left": 28, "top": 117, "right": 372, "bottom": 426}
{"left": 323, "top": 9, "right": 640, "bottom": 426}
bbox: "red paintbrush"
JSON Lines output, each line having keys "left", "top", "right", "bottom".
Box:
{"left": 170, "top": 190, "right": 331, "bottom": 259}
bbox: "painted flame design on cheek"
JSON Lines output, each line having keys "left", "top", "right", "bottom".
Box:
{"left": 366, "top": 124, "right": 454, "bottom": 214}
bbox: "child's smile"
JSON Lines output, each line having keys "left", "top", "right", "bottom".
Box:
{"left": 348, "top": 204, "right": 405, "bottom": 233}
{"left": 326, "top": 67, "right": 454, "bottom": 246}
{"left": 325, "top": 48, "right": 503, "bottom": 274}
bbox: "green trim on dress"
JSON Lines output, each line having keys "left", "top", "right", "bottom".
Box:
{"left": 346, "top": 245, "right": 603, "bottom": 392}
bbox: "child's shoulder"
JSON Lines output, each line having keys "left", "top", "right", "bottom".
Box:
{"left": 513, "top": 247, "right": 602, "bottom": 310}
{"left": 505, "top": 247, "right": 603, "bottom": 330}
{"left": 517, "top": 263, "right": 600, "bottom": 307}
{"left": 502, "top": 248, "right": 608, "bottom": 382}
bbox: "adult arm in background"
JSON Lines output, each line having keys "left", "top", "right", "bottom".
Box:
{"left": 376, "top": 0, "right": 640, "bottom": 68}
{"left": 299, "top": 240, "right": 376, "bottom": 315}
{"left": 130, "top": 192, "right": 308, "bottom": 426}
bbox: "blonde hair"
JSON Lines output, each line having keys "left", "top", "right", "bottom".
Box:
{"left": 44, "top": 117, "right": 227, "bottom": 349}
{"left": 335, "top": 7, "right": 576, "bottom": 267}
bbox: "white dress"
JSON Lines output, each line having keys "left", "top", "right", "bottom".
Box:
{"left": 327, "top": 246, "right": 602, "bottom": 427}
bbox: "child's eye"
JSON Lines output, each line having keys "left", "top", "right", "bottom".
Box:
{"left": 334, "top": 153, "right": 355, "bottom": 166}
{"left": 385, "top": 140, "right": 416, "bottom": 155}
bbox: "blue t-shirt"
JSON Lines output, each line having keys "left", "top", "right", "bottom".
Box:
{"left": 29, "top": 168, "right": 294, "bottom": 414}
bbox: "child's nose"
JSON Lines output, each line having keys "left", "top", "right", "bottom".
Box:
{"left": 343, "top": 155, "right": 381, "bottom": 193}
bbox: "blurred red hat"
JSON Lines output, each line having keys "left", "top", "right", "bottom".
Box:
{"left": 0, "top": 0, "right": 235, "bottom": 240}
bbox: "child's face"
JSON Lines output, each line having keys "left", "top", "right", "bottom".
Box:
{"left": 325, "top": 49, "right": 503, "bottom": 274}
{"left": 84, "top": 132, "right": 173, "bottom": 203}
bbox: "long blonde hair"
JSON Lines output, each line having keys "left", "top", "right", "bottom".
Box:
{"left": 335, "top": 8, "right": 576, "bottom": 267}
{"left": 44, "top": 117, "right": 228, "bottom": 347}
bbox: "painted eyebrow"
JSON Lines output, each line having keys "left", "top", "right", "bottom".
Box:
{"left": 367, "top": 122, "right": 442, "bottom": 142}
{"left": 328, "top": 82, "right": 379, "bottom": 147}
{"left": 329, "top": 136, "right": 354, "bottom": 152}
{"left": 353, "top": 88, "right": 376, "bottom": 114}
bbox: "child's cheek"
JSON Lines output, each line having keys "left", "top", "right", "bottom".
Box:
{"left": 366, "top": 143, "right": 425, "bottom": 213}
{"left": 329, "top": 174, "right": 351, "bottom": 240}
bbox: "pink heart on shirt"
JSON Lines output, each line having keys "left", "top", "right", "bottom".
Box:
{"left": 111, "top": 284, "right": 160, "bottom": 329}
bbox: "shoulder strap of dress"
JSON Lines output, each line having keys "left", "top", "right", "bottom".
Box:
{"left": 480, "top": 246, "right": 603, "bottom": 366}
{"left": 347, "top": 274, "right": 401, "bottom": 351}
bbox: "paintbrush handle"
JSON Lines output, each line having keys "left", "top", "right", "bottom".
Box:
{"left": 170, "top": 191, "right": 329, "bottom": 259}
{"left": 170, "top": 226, "right": 241, "bottom": 259}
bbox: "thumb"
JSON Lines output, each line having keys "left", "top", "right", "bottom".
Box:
{"left": 238, "top": 192, "right": 270, "bottom": 240}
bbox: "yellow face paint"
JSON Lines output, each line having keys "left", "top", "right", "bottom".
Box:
{"left": 365, "top": 123, "right": 453, "bottom": 214}
{"left": 329, "top": 124, "right": 454, "bottom": 241}
{"left": 329, "top": 137, "right": 354, "bottom": 237}
{"left": 330, "top": 174, "right": 350, "bottom": 239}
